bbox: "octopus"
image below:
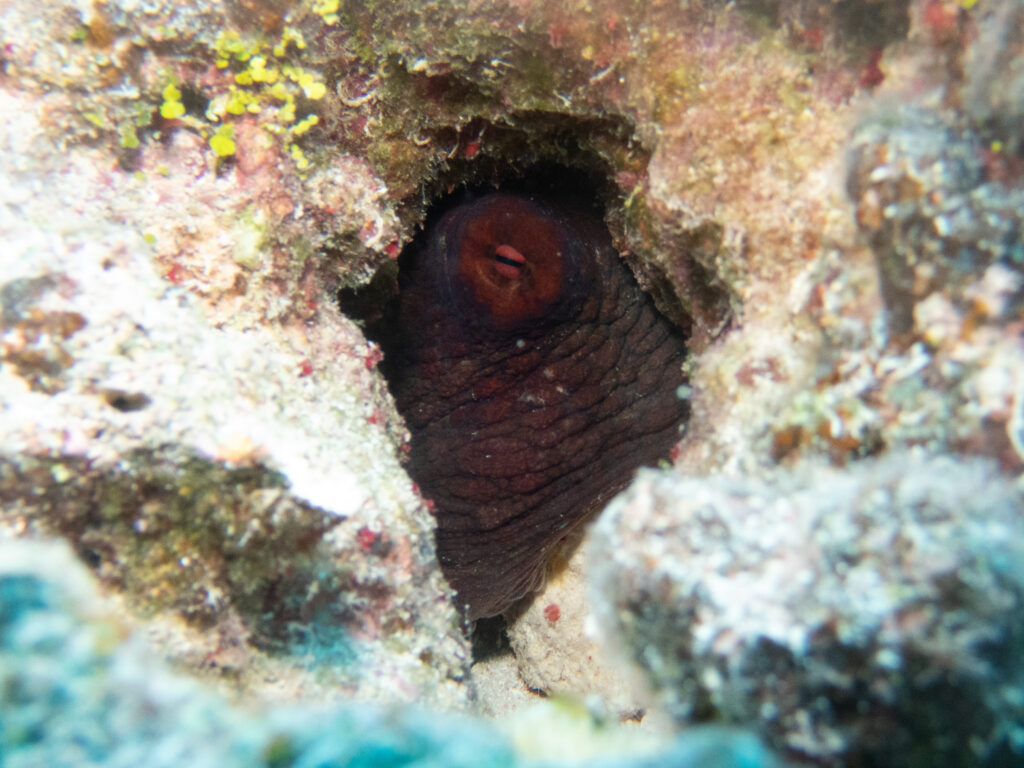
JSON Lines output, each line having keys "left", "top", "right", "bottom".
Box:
{"left": 375, "top": 190, "right": 689, "bottom": 620}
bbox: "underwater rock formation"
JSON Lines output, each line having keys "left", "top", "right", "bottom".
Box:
{"left": 589, "top": 453, "right": 1024, "bottom": 766}
{"left": 0, "top": 81, "right": 467, "bottom": 707}
{"left": 2, "top": 0, "right": 1024, "bottom": 763}
{"left": 0, "top": 539, "right": 782, "bottom": 768}
{"left": 848, "top": 109, "right": 1024, "bottom": 335}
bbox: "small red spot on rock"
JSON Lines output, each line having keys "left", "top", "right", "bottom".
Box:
{"left": 859, "top": 48, "right": 885, "bottom": 88}
{"left": 385, "top": 240, "right": 401, "bottom": 259}
{"left": 356, "top": 526, "right": 378, "bottom": 552}
{"left": 735, "top": 363, "right": 757, "bottom": 388}
{"left": 298, "top": 359, "right": 313, "bottom": 377}
{"left": 923, "top": 0, "right": 959, "bottom": 41}
{"left": 365, "top": 344, "right": 384, "bottom": 370}
{"left": 544, "top": 603, "right": 560, "bottom": 622}
{"left": 464, "top": 140, "right": 480, "bottom": 159}
{"left": 411, "top": 482, "right": 436, "bottom": 511}
{"left": 615, "top": 170, "right": 640, "bottom": 190}
{"left": 670, "top": 443, "right": 682, "bottom": 462}
{"left": 165, "top": 264, "right": 187, "bottom": 284}
{"left": 800, "top": 26, "right": 825, "bottom": 51}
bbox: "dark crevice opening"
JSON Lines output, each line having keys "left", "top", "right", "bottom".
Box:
{"left": 337, "top": 122, "right": 698, "bottom": 632}
{"left": 351, "top": 156, "right": 695, "bottom": 390}
{"left": 470, "top": 614, "right": 512, "bottom": 664}
{"left": 340, "top": 145, "right": 688, "bottom": 338}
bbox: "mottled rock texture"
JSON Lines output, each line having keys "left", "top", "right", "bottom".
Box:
{"left": 589, "top": 454, "right": 1024, "bottom": 766}
{"left": 504, "top": 540, "right": 652, "bottom": 723}
{"left": 1, "top": 0, "right": 1023, "bottom": 762}
{"left": 0, "top": 538, "right": 782, "bottom": 768}
{"left": 0, "top": 539, "right": 510, "bottom": 768}
{"left": 0, "top": 84, "right": 468, "bottom": 708}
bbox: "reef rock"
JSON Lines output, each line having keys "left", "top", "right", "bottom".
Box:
{"left": 589, "top": 453, "right": 1024, "bottom": 766}
{"left": 0, "top": 84, "right": 467, "bottom": 707}
{"left": 2, "top": 0, "right": 1024, "bottom": 762}
{"left": 0, "top": 538, "right": 781, "bottom": 768}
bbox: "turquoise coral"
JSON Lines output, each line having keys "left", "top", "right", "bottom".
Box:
{"left": 0, "top": 540, "right": 781, "bottom": 768}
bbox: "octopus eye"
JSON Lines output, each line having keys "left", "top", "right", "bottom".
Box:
{"left": 449, "top": 194, "right": 570, "bottom": 328}
{"left": 492, "top": 244, "right": 527, "bottom": 279}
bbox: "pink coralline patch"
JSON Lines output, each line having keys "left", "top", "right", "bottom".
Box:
{"left": 165, "top": 264, "right": 188, "bottom": 284}
{"left": 298, "top": 359, "right": 313, "bottom": 377}
{"left": 356, "top": 526, "right": 378, "bottom": 552}
{"left": 364, "top": 343, "right": 384, "bottom": 370}
{"left": 232, "top": 120, "right": 279, "bottom": 175}
{"left": 922, "top": 0, "right": 961, "bottom": 42}
{"left": 799, "top": 26, "right": 825, "bottom": 52}
{"left": 544, "top": 603, "right": 560, "bottom": 622}
{"left": 367, "top": 407, "right": 389, "bottom": 427}
{"left": 615, "top": 170, "right": 641, "bottom": 192}
{"left": 298, "top": 267, "right": 319, "bottom": 316}
{"left": 859, "top": 48, "right": 885, "bottom": 88}
{"left": 735, "top": 358, "right": 789, "bottom": 387}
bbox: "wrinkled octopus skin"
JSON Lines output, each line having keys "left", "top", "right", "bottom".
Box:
{"left": 378, "top": 192, "right": 688, "bottom": 620}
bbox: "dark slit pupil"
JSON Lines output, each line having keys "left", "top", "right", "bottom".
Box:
{"left": 494, "top": 253, "right": 524, "bottom": 269}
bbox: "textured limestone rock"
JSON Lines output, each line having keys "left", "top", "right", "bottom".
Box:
{"left": 848, "top": 109, "right": 1024, "bottom": 335}
{"left": 0, "top": 86, "right": 467, "bottom": 708}
{"left": 0, "top": 538, "right": 783, "bottom": 768}
{"left": 589, "top": 454, "right": 1024, "bottom": 766}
